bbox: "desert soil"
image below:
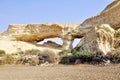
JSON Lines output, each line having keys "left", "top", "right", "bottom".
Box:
{"left": 0, "top": 64, "right": 120, "bottom": 80}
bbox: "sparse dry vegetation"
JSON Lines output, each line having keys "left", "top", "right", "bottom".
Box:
{"left": 0, "top": 50, "right": 6, "bottom": 57}
{"left": 0, "top": 49, "right": 41, "bottom": 65}
{"left": 2, "top": 54, "right": 14, "bottom": 64}
{"left": 59, "top": 47, "right": 120, "bottom": 65}
{"left": 114, "top": 30, "right": 120, "bottom": 38}
{"left": 106, "top": 50, "right": 120, "bottom": 63}
{"left": 39, "top": 49, "right": 58, "bottom": 64}
{"left": 23, "top": 49, "right": 41, "bottom": 55}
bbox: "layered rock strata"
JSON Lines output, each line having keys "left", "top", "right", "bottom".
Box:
{"left": 77, "top": 24, "right": 114, "bottom": 55}
{"left": 75, "top": 0, "right": 120, "bottom": 55}
{"left": 75, "top": 0, "right": 120, "bottom": 37}
{"left": 0, "top": 0, "right": 120, "bottom": 55}
{"left": 0, "top": 23, "right": 80, "bottom": 51}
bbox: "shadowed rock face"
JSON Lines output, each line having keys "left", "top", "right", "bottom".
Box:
{"left": 75, "top": 1, "right": 120, "bottom": 55}
{"left": 77, "top": 24, "right": 114, "bottom": 55}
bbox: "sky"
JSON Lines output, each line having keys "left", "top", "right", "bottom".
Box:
{"left": 0, "top": 0, "right": 113, "bottom": 47}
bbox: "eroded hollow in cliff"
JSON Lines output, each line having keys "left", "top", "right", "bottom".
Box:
{"left": 37, "top": 38, "right": 62, "bottom": 49}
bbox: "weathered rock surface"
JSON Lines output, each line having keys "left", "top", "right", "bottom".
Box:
{"left": 114, "top": 39, "right": 120, "bottom": 49}
{"left": 75, "top": 1, "right": 120, "bottom": 55}
{"left": 114, "top": 29, "right": 120, "bottom": 49}
{"left": 80, "top": 0, "right": 120, "bottom": 30}
{"left": 41, "top": 40, "right": 62, "bottom": 49}
{"left": 0, "top": 23, "right": 79, "bottom": 41}
{"left": 0, "top": 0, "right": 120, "bottom": 56}
{"left": 0, "top": 23, "right": 80, "bottom": 51}
{"left": 77, "top": 24, "right": 114, "bottom": 55}
{"left": 75, "top": 0, "right": 120, "bottom": 38}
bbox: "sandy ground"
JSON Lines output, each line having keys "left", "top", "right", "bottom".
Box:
{"left": 0, "top": 40, "right": 61, "bottom": 54}
{"left": 0, "top": 64, "right": 120, "bottom": 80}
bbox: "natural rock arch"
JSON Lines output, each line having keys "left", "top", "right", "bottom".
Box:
{"left": 0, "top": 23, "right": 80, "bottom": 51}
{"left": 0, "top": 0, "right": 120, "bottom": 55}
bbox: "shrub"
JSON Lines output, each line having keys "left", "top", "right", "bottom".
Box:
{"left": 71, "top": 47, "right": 94, "bottom": 63}
{"left": 2, "top": 54, "right": 14, "bottom": 64}
{"left": 39, "top": 49, "right": 58, "bottom": 64}
{"left": 114, "top": 30, "right": 120, "bottom": 38}
{"left": 91, "top": 51, "right": 106, "bottom": 64}
{"left": 96, "top": 25, "right": 113, "bottom": 33}
{"left": 24, "top": 49, "right": 41, "bottom": 55}
{"left": 28, "top": 58, "right": 39, "bottom": 66}
{"left": 15, "top": 57, "right": 27, "bottom": 64}
{"left": 59, "top": 50, "right": 68, "bottom": 58}
{"left": 59, "top": 50, "right": 74, "bottom": 64}
{"left": 59, "top": 47, "right": 94, "bottom": 64}
{"left": 0, "top": 50, "right": 6, "bottom": 57}
{"left": 72, "top": 47, "right": 93, "bottom": 58}
{"left": 109, "top": 50, "right": 120, "bottom": 63}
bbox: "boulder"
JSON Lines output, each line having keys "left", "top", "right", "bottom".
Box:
{"left": 76, "top": 24, "right": 114, "bottom": 55}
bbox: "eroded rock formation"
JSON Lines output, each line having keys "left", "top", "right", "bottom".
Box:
{"left": 77, "top": 24, "right": 114, "bottom": 55}
{"left": 0, "top": 0, "right": 120, "bottom": 55}
{"left": 81, "top": 0, "right": 120, "bottom": 29}
{"left": 41, "top": 40, "right": 62, "bottom": 49}
{"left": 75, "top": 0, "right": 120, "bottom": 55}
{"left": 75, "top": 0, "right": 120, "bottom": 37}
{"left": 0, "top": 23, "right": 80, "bottom": 51}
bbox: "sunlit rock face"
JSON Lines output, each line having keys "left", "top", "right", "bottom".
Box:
{"left": 76, "top": 24, "right": 114, "bottom": 55}
{"left": 0, "top": 23, "right": 80, "bottom": 41}
{"left": 75, "top": 0, "right": 120, "bottom": 38}
{"left": 0, "top": 23, "right": 80, "bottom": 51}
{"left": 74, "top": 0, "right": 120, "bottom": 55}
{"left": 80, "top": 0, "right": 120, "bottom": 30}
{"left": 0, "top": 0, "right": 120, "bottom": 55}
{"left": 0, "top": 24, "right": 63, "bottom": 41}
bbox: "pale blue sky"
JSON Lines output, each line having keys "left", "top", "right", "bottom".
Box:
{"left": 0, "top": 0, "right": 112, "bottom": 32}
{"left": 0, "top": 0, "right": 113, "bottom": 47}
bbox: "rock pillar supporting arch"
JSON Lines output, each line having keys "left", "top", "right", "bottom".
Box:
{"left": 62, "top": 39, "right": 74, "bottom": 51}
{"left": 62, "top": 33, "right": 74, "bottom": 52}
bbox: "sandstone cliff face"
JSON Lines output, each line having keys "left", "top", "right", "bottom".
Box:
{"left": 75, "top": 1, "right": 120, "bottom": 55}
{"left": 81, "top": 0, "right": 120, "bottom": 30}
{"left": 114, "top": 29, "right": 120, "bottom": 49}
{"left": 77, "top": 24, "right": 114, "bottom": 55}
{"left": 0, "top": 23, "right": 80, "bottom": 52}
{"left": 75, "top": 0, "right": 120, "bottom": 37}
{"left": 0, "top": 23, "right": 79, "bottom": 42}
{"left": 0, "top": 24, "right": 62, "bottom": 41}
{"left": 0, "top": 0, "right": 120, "bottom": 56}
